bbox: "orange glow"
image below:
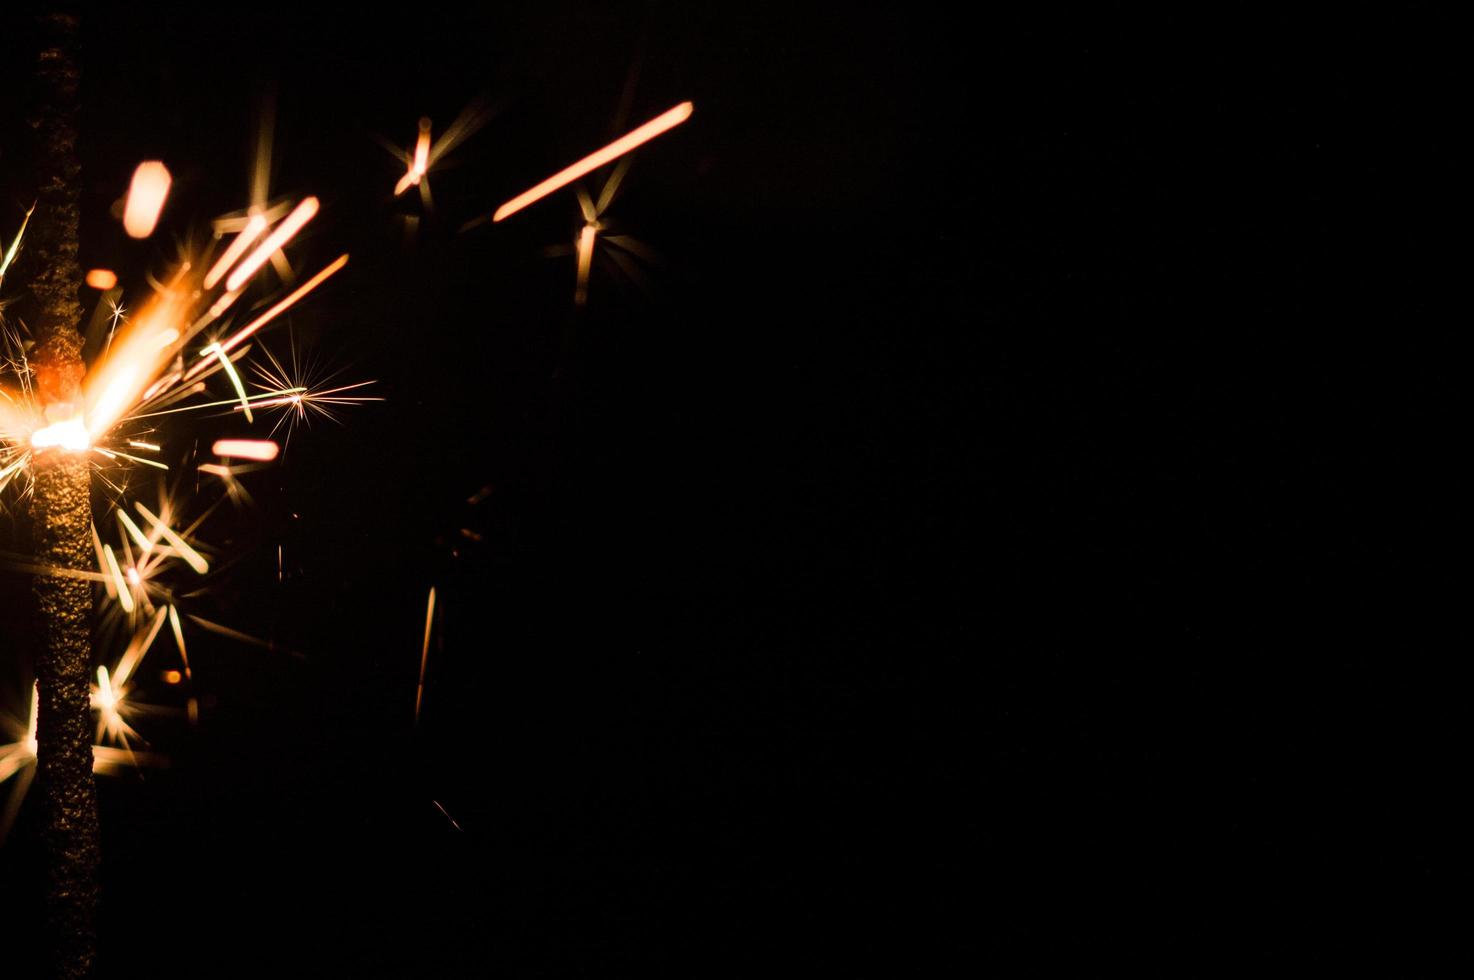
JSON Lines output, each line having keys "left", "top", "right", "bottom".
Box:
{"left": 86, "top": 269, "right": 118, "bottom": 290}
{"left": 575, "top": 223, "right": 597, "bottom": 306}
{"left": 395, "top": 118, "right": 434, "bottom": 196}
{"left": 162, "top": 670, "right": 182, "bottom": 685}
{"left": 203, "top": 213, "right": 268, "bottom": 289}
{"left": 493, "top": 102, "right": 693, "bottom": 222}
{"left": 211, "top": 439, "right": 279, "bottom": 461}
{"left": 415, "top": 586, "right": 435, "bottom": 725}
{"left": 103, "top": 544, "right": 134, "bottom": 613}
{"left": 122, "top": 162, "right": 172, "bottom": 238}
{"left": 83, "top": 289, "right": 190, "bottom": 439}
{"left": 225, "top": 197, "right": 319, "bottom": 292}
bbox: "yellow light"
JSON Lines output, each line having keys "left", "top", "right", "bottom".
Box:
{"left": 211, "top": 439, "right": 279, "bottom": 461}
{"left": 122, "top": 162, "right": 172, "bottom": 238}
{"left": 86, "top": 268, "right": 118, "bottom": 290}
{"left": 31, "top": 416, "right": 90, "bottom": 452}
{"left": 225, "top": 197, "right": 320, "bottom": 292}
{"left": 162, "top": 669, "right": 182, "bottom": 685}
{"left": 493, "top": 102, "right": 693, "bottom": 222}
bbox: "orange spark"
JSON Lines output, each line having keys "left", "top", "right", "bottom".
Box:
{"left": 122, "top": 162, "right": 172, "bottom": 238}
{"left": 492, "top": 102, "right": 694, "bottom": 222}
{"left": 211, "top": 439, "right": 279, "bottom": 461}
{"left": 203, "top": 213, "right": 268, "bottom": 289}
{"left": 415, "top": 586, "right": 435, "bottom": 725}
{"left": 86, "top": 269, "right": 118, "bottom": 290}
{"left": 212, "top": 253, "right": 348, "bottom": 360}
{"left": 225, "top": 196, "right": 319, "bottom": 292}
{"left": 575, "top": 223, "right": 597, "bottom": 306}
{"left": 395, "top": 118, "right": 434, "bottom": 196}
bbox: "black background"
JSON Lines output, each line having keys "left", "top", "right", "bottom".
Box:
{"left": 0, "top": 4, "right": 1454, "bottom": 975}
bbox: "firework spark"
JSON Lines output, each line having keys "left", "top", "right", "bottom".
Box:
{"left": 492, "top": 101, "right": 693, "bottom": 222}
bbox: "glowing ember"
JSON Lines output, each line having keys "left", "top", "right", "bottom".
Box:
{"left": 85, "top": 268, "right": 118, "bottom": 290}
{"left": 211, "top": 439, "right": 280, "bottom": 461}
{"left": 31, "top": 417, "right": 90, "bottom": 452}
{"left": 122, "top": 161, "right": 172, "bottom": 238}
{"left": 493, "top": 102, "right": 694, "bottom": 222}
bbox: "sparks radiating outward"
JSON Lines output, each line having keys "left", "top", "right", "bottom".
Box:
{"left": 7, "top": 78, "right": 697, "bottom": 899}
{"left": 2, "top": 139, "right": 372, "bottom": 833}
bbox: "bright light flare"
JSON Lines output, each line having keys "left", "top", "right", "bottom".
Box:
{"left": 493, "top": 102, "right": 693, "bottom": 222}
{"left": 86, "top": 268, "right": 118, "bottom": 290}
{"left": 122, "top": 161, "right": 172, "bottom": 238}
{"left": 225, "top": 196, "right": 319, "bottom": 292}
{"left": 211, "top": 439, "right": 279, "bottom": 461}
{"left": 83, "top": 288, "right": 190, "bottom": 440}
{"left": 31, "top": 416, "right": 90, "bottom": 452}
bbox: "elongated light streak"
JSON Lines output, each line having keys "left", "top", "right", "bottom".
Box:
{"left": 492, "top": 102, "right": 693, "bottom": 222}
{"left": 395, "top": 118, "right": 434, "bottom": 196}
{"left": 212, "top": 439, "right": 279, "bottom": 461}
{"left": 575, "top": 224, "right": 597, "bottom": 306}
{"left": 205, "top": 343, "right": 254, "bottom": 422}
{"left": 117, "top": 509, "right": 153, "bottom": 555}
{"left": 225, "top": 197, "right": 319, "bottom": 292}
{"left": 205, "top": 253, "right": 348, "bottom": 366}
{"left": 123, "top": 162, "right": 172, "bottom": 238}
{"left": 203, "top": 213, "right": 268, "bottom": 289}
{"left": 168, "top": 605, "right": 191, "bottom": 680}
{"left": 103, "top": 545, "right": 134, "bottom": 613}
{"left": 134, "top": 502, "right": 208, "bottom": 574}
{"left": 415, "top": 586, "right": 435, "bottom": 725}
{"left": 0, "top": 201, "right": 34, "bottom": 282}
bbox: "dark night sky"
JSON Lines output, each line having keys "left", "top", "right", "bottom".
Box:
{"left": 0, "top": 4, "right": 1456, "bottom": 975}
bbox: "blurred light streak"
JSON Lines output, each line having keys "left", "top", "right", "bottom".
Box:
{"left": 134, "top": 502, "right": 208, "bottom": 574}
{"left": 209, "top": 253, "right": 348, "bottom": 361}
{"left": 493, "top": 101, "right": 693, "bottom": 222}
{"left": 0, "top": 202, "right": 34, "bottom": 284}
{"left": 103, "top": 544, "right": 134, "bottom": 613}
{"left": 225, "top": 196, "right": 319, "bottom": 292}
{"left": 575, "top": 223, "right": 597, "bottom": 306}
{"left": 211, "top": 439, "right": 279, "bottom": 461}
{"left": 204, "top": 343, "right": 254, "bottom": 421}
{"left": 123, "top": 162, "right": 172, "bottom": 238}
{"left": 203, "top": 213, "right": 268, "bottom": 289}
{"left": 415, "top": 586, "right": 435, "bottom": 725}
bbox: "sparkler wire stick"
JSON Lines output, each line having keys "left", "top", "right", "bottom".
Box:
{"left": 492, "top": 101, "right": 693, "bottom": 222}
{"left": 25, "top": 15, "right": 101, "bottom": 972}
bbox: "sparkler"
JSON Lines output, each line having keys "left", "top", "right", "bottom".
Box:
{"left": 5, "top": 18, "right": 697, "bottom": 967}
